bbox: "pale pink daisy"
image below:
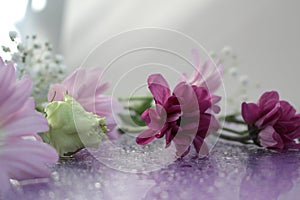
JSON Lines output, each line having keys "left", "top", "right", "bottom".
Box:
{"left": 0, "top": 57, "right": 58, "bottom": 192}
{"left": 182, "top": 49, "right": 224, "bottom": 93}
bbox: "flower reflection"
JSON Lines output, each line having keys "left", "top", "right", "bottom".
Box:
{"left": 240, "top": 150, "right": 300, "bottom": 200}
{"left": 144, "top": 155, "right": 219, "bottom": 199}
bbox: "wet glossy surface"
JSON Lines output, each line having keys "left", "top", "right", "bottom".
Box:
{"left": 4, "top": 135, "right": 300, "bottom": 200}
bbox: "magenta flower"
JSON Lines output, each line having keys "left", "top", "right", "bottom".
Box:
{"left": 242, "top": 91, "right": 300, "bottom": 150}
{"left": 136, "top": 74, "right": 220, "bottom": 157}
{"left": 48, "top": 68, "right": 119, "bottom": 139}
{"left": 0, "top": 58, "right": 58, "bottom": 192}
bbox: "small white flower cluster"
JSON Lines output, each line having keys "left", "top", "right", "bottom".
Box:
{"left": 2, "top": 31, "right": 66, "bottom": 107}
{"left": 210, "top": 46, "right": 260, "bottom": 112}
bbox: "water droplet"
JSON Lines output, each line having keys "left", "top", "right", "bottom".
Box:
{"left": 160, "top": 191, "right": 169, "bottom": 199}
{"left": 94, "top": 182, "right": 101, "bottom": 189}
{"left": 221, "top": 46, "right": 233, "bottom": 55}
{"left": 48, "top": 191, "right": 55, "bottom": 199}
{"left": 51, "top": 171, "right": 59, "bottom": 181}
{"left": 239, "top": 75, "right": 249, "bottom": 86}
{"left": 228, "top": 67, "right": 238, "bottom": 77}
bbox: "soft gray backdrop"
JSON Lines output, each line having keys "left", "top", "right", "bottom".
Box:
{"left": 3, "top": 0, "right": 300, "bottom": 107}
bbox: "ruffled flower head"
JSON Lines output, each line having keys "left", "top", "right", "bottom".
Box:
{"left": 40, "top": 94, "right": 108, "bottom": 156}
{"left": 48, "top": 68, "right": 119, "bottom": 139}
{"left": 136, "top": 74, "right": 220, "bottom": 157}
{"left": 0, "top": 57, "right": 58, "bottom": 192}
{"left": 242, "top": 91, "right": 300, "bottom": 150}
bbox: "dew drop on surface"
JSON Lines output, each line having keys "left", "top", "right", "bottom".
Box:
{"left": 38, "top": 189, "right": 45, "bottom": 197}
{"left": 94, "top": 182, "right": 101, "bottom": 189}
{"left": 6, "top": 140, "right": 300, "bottom": 199}
{"left": 51, "top": 171, "right": 60, "bottom": 181}
{"left": 214, "top": 180, "right": 224, "bottom": 188}
{"left": 48, "top": 191, "right": 55, "bottom": 199}
{"left": 160, "top": 191, "right": 169, "bottom": 199}
{"left": 153, "top": 186, "right": 162, "bottom": 194}
{"left": 87, "top": 184, "right": 93, "bottom": 190}
{"left": 228, "top": 67, "right": 238, "bottom": 77}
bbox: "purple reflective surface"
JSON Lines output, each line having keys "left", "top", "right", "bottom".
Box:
{"left": 4, "top": 136, "right": 300, "bottom": 200}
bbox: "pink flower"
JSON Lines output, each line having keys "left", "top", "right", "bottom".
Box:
{"left": 0, "top": 58, "right": 58, "bottom": 192}
{"left": 242, "top": 91, "right": 300, "bottom": 150}
{"left": 136, "top": 74, "right": 220, "bottom": 157}
{"left": 48, "top": 68, "right": 119, "bottom": 139}
{"left": 182, "top": 49, "right": 224, "bottom": 93}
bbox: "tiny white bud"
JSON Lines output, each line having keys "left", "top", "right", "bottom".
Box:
{"left": 33, "top": 43, "right": 41, "bottom": 49}
{"left": 12, "top": 53, "right": 22, "bottom": 62}
{"left": 9, "top": 31, "right": 18, "bottom": 41}
{"left": 240, "top": 94, "right": 248, "bottom": 101}
{"left": 17, "top": 44, "right": 25, "bottom": 52}
{"left": 48, "top": 62, "right": 56, "bottom": 70}
{"left": 43, "top": 52, "right": 51, "bottom": 60}
{"left": 209, "top": 51, "right": 217, "bottom": 58}
{"left": 239, "top": 75, "right": 249, "bottom": 86}
{"left": 221, "top": 46, "right": 233, "bottom": 55}
{"left": 55, "top": 54, "right": 64, "bottom": 63}
{"left": 228, "top": 67, "right": 238, "bottom": 77}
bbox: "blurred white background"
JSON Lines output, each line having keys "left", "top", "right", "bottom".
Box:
{"left": 1, "top": 0, "right": 300, "bottom": 108}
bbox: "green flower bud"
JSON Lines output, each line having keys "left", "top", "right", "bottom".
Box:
{"left": 40, "top": 94, "right": 107, "bottom": 156}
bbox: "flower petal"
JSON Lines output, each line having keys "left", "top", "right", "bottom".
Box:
{"left": 255, "top": 103, "right": 281, "bottom": 128}
{"left": 0, "top": 62, "right": 16, "bottom": 101}
{"left": 187, "top": 50, "right": 224, "bottom": 92}
{"left": 258, "top": 126, "right": 284, "bottom": 149}
{"left": 0, "top": 139, "right": 58, "bottom": 180}
{"left": 148, "top": 74, "right": 170, "bottom": 105}
{"left": 206, "top": 115, "right": 221, "bottom": 134}
{"left": 48, "top": 84, "right": 67, "bottom": 101}
{"left": 193, "top": 135, "right": 205, "bottom": 153}
{"left": 136, "top": 129, "right": 157, "bottom": 145}
{"left": 2, "top": 99, "right": 49, "bottom": 138}
{"left": 141, "top": 109, "right": 151, "bottom": 125}
{"left": 0, "top": 77, "right": 32, "bottom": 118}
{"left": 258, "top": 91, "right": 279, "bottom": 107}
{"left": 148, "top": 105, "right": 167, "bottom": 130}
{"left": 174, "top": 82, "right": 200, "bottom": 116}
{"left": 172, "top": 127, "right": 196, "bottom": 155}
{"left": 0, "top": 165, "right": 10, "bottom": 192}
{"left": 198, "top": 141, "right": 209, "bottom": 158}
{"left": 47, "top": 67, "right": 118, "bottom": 139}
{"left": 241, "top": 102, "right": 260, "bottom": 125}
{"left": 80, "top": 95, "right": 114, "bottom": 117}
{"left": 279, "top": 100, "right": 296, "bottom": 120}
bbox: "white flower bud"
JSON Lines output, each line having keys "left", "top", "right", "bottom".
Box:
{"left": 228, "top": 67, "right": 238, "bottom": 77}
{"left": 9, "top": 31, "right": 18, "bottom": 41}
{"left": 239, "top": 75, "right": 249, "bottom": 86}
{"left": 221, "top": 46, "right": 233, "bottom": 55}
{"left": 55, "top": 54, "right": 63, "bottom": 63}
{"left": 11, "top": 53, "right": 22, "bottom": 62}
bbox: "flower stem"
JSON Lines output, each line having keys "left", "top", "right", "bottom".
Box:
{"left": 219, "top": 114, "right": 246, "bottom": 125}
{"left": 118, "top": 126, "right": 147, "bottom": 133}
{"left": 226, "top": 119, "right": 246, "bottom": 125}
{"left": 222, "top": 127, "right": 248, "bottom": 135}
{"left": 217, "top": 133, "right": 252, "bottom": 144}
{"left": 118, "top": 96, "right": 153, "bottom": 101}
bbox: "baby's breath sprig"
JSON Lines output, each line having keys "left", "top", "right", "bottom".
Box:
{"left": 210, "top": 46, "right": 261, "bottom": 113}
{"left": 2, "top": 31, "right": 66, "bottom": 108}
